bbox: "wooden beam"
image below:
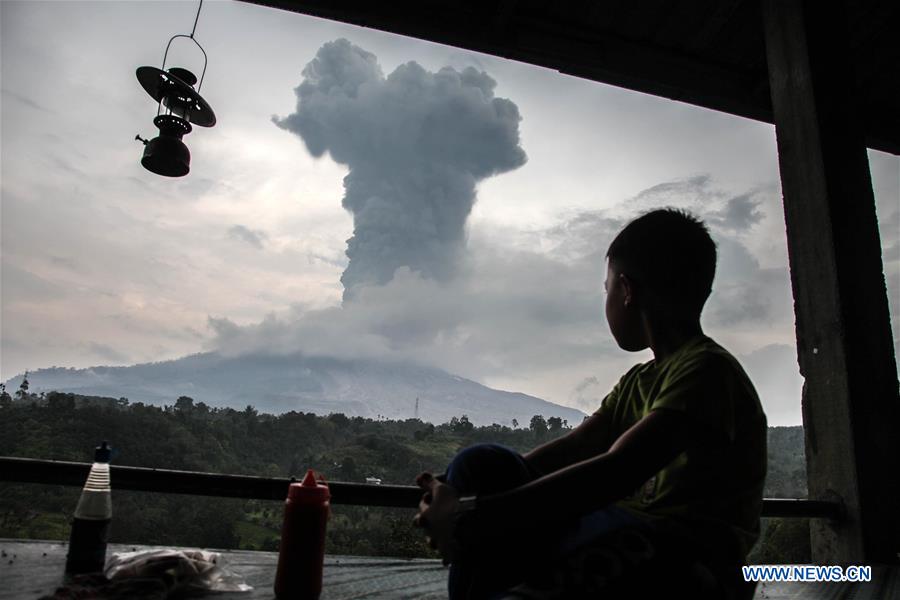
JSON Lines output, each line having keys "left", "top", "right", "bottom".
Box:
{"left": 0, "top": 456, "right": 844, "bottom": 519}
{"left": 237, "top": 0, "right": 899, "bottom": 154}
{"left": 762, "top": 0, "right": 900, "bottom": 564}
{"left": 0, "top": 456, "right": 422, "bottom": 508}
{"left": 240, "top": 1, "right": 769, "bottom": 121}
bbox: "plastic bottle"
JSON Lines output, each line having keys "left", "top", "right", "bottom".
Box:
{"left": 274, "top": 469, "right": 331, "bottom": 600}
{"left": 65, "top": 441, "right": 112, "bottom": 575}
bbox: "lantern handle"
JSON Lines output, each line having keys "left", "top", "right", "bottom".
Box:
{"left": 160, "top": 0, "right": 208, "bottom": 92}
{"left": 161, "top": 34, "right": 209, "bottom": 94}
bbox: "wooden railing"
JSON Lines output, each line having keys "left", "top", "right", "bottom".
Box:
{"left": 0, "top": 456, "right": 845, "bottom": 520}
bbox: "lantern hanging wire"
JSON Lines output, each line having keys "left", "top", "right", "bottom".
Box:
{"left": 161, "top": 0, "right": 208, "bottom": 95}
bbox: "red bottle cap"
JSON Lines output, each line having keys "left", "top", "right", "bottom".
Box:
{"left": 287, "top": 469, "right": 331, "bottom": 503}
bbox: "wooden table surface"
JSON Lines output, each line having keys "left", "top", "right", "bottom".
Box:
{"left": 0, "top": 538, "right": 448, "bottom": 599}
{"left": 3, "top": 538, "right": 898, "bottom": 599}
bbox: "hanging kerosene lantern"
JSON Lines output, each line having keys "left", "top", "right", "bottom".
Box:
{"left": 135, "top": 0, "right": 215, "bottom": 177}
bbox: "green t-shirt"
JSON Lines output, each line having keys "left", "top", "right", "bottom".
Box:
{"left": 595, "top": 334, "right": 767, "bottom": 563}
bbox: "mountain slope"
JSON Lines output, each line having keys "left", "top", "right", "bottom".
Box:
{"left": 4, "top": 353, "right": 586, "bottom": 426}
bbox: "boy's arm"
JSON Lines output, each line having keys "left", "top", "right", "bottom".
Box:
{"left": 522, "top": 410, "right": 617, "bottom": 476}
{"left": 476, "top": 408, "right": 691, "bottom": 526}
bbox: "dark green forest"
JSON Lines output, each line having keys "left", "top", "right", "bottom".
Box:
{"left": 0, "top": 388, "right": 808, "bottom": 562}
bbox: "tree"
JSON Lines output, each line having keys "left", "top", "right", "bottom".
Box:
{"left": 511, "top": 418, "right": 519, "bottom": 429}
{"left": 414, "top": 423, "right": 436, "bottom": 441}
{"left": 15, "top": 372, "right": 30, "bottom": 401}
{"left": 547, "top": 416, "right": 564, "bottom": 433}
{"left": 340, "top": 456, "right": 359, "bottom": 481}
{"left": 450, "top": 415, "right": 474, "bottom": 434}
{"left": 529, "top": 415, "right": 548, "bottom": 437}
{"left": 47, "top": 392, "right": 75, "bottom": 411}
{"left": 174, "top": 396, "right": 195, "bottom": 412}
{"left": 0, "top": 384, "right": 11, "bottom": 409}
{"left": 328, "top": 413, "right": 350, "bottom": 428}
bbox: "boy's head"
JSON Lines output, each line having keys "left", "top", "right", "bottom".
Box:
{"left": 605, "top": 208, "right": 717, "bottom": 348}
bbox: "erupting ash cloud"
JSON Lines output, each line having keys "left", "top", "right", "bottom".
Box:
{"left": 275, "top": 39, "right": 527, "bottom": 300}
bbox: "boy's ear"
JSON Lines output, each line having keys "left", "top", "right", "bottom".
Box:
{"left": 619, "top": 272, "right": 636, "bottom": 307}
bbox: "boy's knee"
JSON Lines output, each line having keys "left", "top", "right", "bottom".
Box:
{"left": 447, "top": 443, "right": 531, "bottom": 495}
{"left": 454, "top": 443, "right": 518, "bottom": 464}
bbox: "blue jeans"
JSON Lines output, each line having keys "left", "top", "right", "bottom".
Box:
{"left": 444, "top": 443, "right": 649, "bottom": 600}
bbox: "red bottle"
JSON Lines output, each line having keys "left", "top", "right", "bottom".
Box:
{"left": 274, "top": 469, "right": 330, "bottom": 600}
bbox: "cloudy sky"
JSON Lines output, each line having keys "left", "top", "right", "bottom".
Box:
{"left": 2, "top": 1, "right": 897, "bottom": 426}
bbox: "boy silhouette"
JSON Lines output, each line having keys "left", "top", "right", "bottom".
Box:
{"left": 414, "top": 208, "right": 767, "bottom": 599}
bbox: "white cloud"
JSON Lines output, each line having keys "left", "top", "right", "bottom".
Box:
{"left": 227, "top": 225, "right": 269, "bottom": 249}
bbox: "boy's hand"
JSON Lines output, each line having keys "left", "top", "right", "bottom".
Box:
{"left": 413, "top": 472, "right": 460, "bottom": 565}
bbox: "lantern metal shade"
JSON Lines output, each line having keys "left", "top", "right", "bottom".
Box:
{"left": 136, "top": 66, "right": 216, "bottom": 127}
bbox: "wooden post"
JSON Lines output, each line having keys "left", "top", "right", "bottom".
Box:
{"left": 762, "top": 0, "right": 900, "bottom": 564}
